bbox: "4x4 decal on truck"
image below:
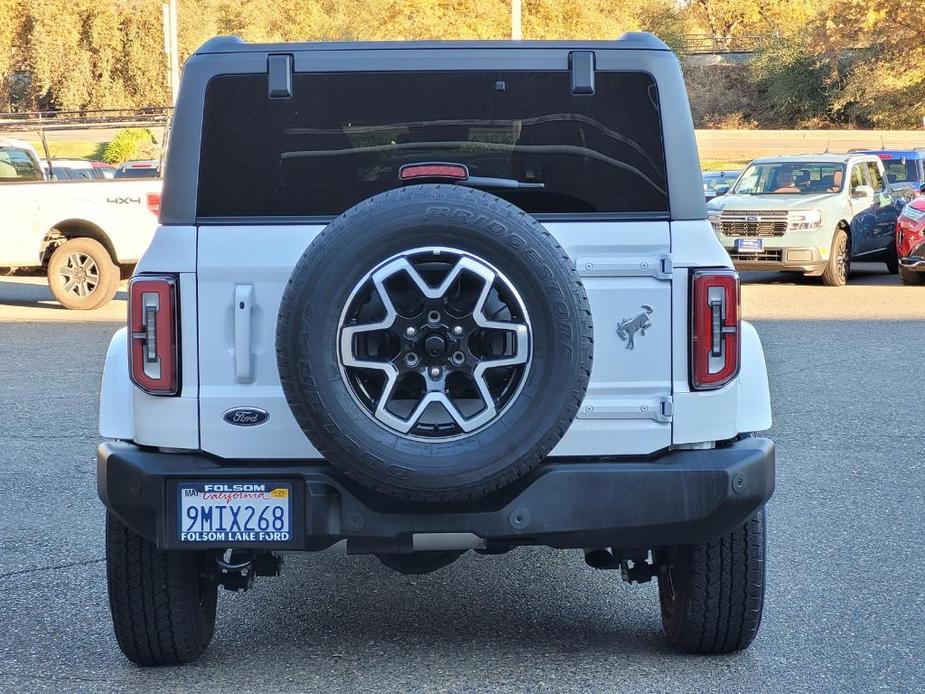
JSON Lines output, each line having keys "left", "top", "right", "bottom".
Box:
{"left": 616, "top": 305, "right": 653, "bottom": 350}
{"left": 106, "top": 196, "right": 141, "bottom": 205}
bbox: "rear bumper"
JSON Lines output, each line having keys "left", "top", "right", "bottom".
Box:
{"left": 98, "top": 438, "right": 775, "bottom": 552}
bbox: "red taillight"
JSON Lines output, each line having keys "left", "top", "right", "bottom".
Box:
{"left": 878, "top": 153, "right": 893, "bottom": 160}
{"left": 129, "top": 275, "right": 178, "bottom": 395}
{"left": 146, "top": 192, "right": 161, "bottom": 217}
{"left": 691, "top": 269, "right": 740, "bottom": 390}
{"left": 399, "top": 163, "right": 469, "bottom": 181}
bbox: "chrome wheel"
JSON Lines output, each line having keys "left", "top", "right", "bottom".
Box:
{"left": 338, "top": 247, "right": 531, "bottom": 440}
{"left": 59, "top": 252, "right": 100, "bottom": 297}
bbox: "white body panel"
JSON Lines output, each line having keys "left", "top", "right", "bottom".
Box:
{"left": 0, "top": 178, "right": 161, "bottom": 267}
{"left": 99, "top": 328, "right": 135, "bottom": 440}
{"left": 98, "top": 219, "right": 773, "bottom": 453}
{"left": 116, "top": 228, "right": 202, "bottom": 449}
{"left": 195, "top": 221, "right": 674, "bottom": 459}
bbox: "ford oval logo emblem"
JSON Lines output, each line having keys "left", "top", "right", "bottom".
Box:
{"left": 222, "top": 407, "right": 269, "bottom": 427}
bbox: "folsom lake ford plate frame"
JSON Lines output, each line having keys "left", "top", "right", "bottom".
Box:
{"left": 176, "top": 481, "right": 293, "bottom": 544}
{"left": 735, "top": 238, "right": 763, "bottom": 253}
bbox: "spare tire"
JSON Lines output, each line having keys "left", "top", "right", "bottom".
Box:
{"left": 277, "top": 185, "right": 593, "bottom": 501}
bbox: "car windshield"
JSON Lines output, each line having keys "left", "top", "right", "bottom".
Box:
{"left": 732, "top": 162, "right": 847, "bottom": 195}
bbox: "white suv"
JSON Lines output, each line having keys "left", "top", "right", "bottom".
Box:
{"left": 97, "top": 34, "right": 775, "bottom": 665}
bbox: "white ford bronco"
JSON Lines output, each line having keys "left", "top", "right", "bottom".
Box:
{"left": 97, "top": 34, "right": 775, "bottom": 665}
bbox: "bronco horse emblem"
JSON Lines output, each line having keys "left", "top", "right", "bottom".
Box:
{"left": 616, "top": 305, "right": 654, "bottom": 350}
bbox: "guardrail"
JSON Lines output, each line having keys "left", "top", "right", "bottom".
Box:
{"left": 678, "top": 34, "right": 766, "bottom": 55}
{"left": 0, "top": 107, "right": 173, "bottom": 132}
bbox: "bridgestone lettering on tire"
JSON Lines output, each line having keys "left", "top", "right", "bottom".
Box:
{"left": 276, "top": 184, "right": 593, "bottom": 501}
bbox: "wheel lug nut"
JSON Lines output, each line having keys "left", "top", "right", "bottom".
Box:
{"left": 429, "top": 366, "right": 441, "bottom": 379}
{"left": 452, "top": 325, "right": 463, "bottom": 336}
{"left": 451, "top": 351, "right": 466, "bottom": 365}
{"left": 404, "top": 353, "right": 419, "bottom": 367}
{"left": 405, "top": 326, "right": 417, "bottom": 338}
{"left": 427, "top": 310, "right": 441, "bottom": 324}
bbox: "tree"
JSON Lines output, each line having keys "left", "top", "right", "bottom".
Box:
{"left": 816, "top": 0, "right": 925, "bottom": 127}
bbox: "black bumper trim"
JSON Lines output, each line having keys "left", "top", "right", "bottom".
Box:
{"left": 98, "top": 438, "right": 775, "bottom": 551}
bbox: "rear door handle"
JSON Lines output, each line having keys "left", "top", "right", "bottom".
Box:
{"left": 234, "top": 284, "right": 255, "bottom": 383}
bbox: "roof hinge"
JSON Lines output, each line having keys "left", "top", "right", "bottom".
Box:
{"left": 569, "top": 51, "right": 595, "bottom": 95}
{"left": 267, "top": 54, "right": 293, "bottom": 99}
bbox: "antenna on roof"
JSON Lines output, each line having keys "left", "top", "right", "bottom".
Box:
{"left": 824, "top": 139, "right": 830, "bottom": 154}
{"left": 880, "top": 135, "right": 885, "bottom": 149}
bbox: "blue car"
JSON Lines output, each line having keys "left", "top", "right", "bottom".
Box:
{"left": 852, "top": 150, "right": 925, "bottom": 202}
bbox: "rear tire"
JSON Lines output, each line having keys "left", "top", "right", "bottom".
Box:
{"left": 657, "top": 509, "right": 766, "bottom": 654}
{"left": 106, "top": 513, "right": 217, "bottom": 666}
{"left": 47, "top": 237, "right": 119, "bottom": 309}
{"left": 899, "top": 266, "right": 925, "bottom": 285}
{"left": 821, "top": 228, "right": 850, "bottom": 287}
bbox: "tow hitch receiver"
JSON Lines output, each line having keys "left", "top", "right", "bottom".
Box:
{"left": 214, "top": 550, "right": 284, "bottom": 591}
{"left": 584, "top": 547, "right": 660, "bottom": 584}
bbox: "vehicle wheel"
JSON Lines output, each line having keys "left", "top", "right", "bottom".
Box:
{"left": 899, "top": 266, "right": 925, "bottom": 285}
{"left": 884, "top": 245, "right": 899, "bottom": 274}
{"left": 47, "top": 237, "right": 119, "bottom": 309}
{"left": 657, "top": 509, "right": 766, "bottom": 654}
{"left": 106, "top": 513, "right": 217, "bottom": 666}
{"left": 277, "top": 184, "right": 593, "bottom": 502}
{"left": 821, "top": 228, "right": 850, "bottom": 287}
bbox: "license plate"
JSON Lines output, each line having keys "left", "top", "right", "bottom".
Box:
{"left": 177, "top": 481, "right": 292, "bottom": 543}
{"left": 735, "top": 238, "right": 763, "bottom": 253}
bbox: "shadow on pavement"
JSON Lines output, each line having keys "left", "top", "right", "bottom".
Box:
{"left": 740, "top": 261, "right": 897, "bottom": 286}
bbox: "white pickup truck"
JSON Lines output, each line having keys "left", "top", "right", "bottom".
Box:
{"left": 1, "top": 137, "right": 161, "bottom": 309}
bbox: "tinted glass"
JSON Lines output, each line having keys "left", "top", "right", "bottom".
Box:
{"left": 0, "top": 146, "right": 43, "bottom": 181}
{"left": 115, "top": 167, "right": 159, "bottom": 178}
{"left": 733, "top": 162, "right": 846, "bottom": 195}
{"left": 198, "top": 71, "right": 668, "bottom": 217}
{"left": 703, "top": 171, "right": 740, "bottom": 193}
{"left": 881, "top": 159, "right": 915, "bottom": 184}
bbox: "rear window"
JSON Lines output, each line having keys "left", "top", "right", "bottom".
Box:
{"left": 882, "top": 158, "right": 917, "bottom": 184}
{"left": 0, "top": 146, "right": 43, "bottom": 182}
{"left": 197, "top": 71, "right": 668, "bottom": 218}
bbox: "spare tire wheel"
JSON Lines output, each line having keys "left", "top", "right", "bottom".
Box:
{"left": 277, "top": 185, "right": 593, "bottom": 501}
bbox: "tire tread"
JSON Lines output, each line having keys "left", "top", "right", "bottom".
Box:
{"left": 106, "top": 513, "right": 215, "bottom": 666}
{"left": 660, "top": 510, "right": 766, "bottom": 654}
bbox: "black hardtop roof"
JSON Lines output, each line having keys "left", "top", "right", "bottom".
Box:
{"left": 194, "top": 33, "right": 671, "bottom": 55}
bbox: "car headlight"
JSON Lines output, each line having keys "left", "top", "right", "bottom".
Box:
{"left": 708, "top": 213, "right": 723, "bottom": 232}
{"left": 787, "top": 209, "right": 823, "bottom": 230}
{"left": 900, "top": 205, "right": 925, "bottom": 222}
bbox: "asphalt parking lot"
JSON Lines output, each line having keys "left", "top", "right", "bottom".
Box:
{"left": 1, "top": 265, "right": 923, "bottom": 693}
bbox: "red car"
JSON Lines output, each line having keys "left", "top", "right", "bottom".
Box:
{"left": 897, "top": 187, "right": 925, "bottom": 285}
